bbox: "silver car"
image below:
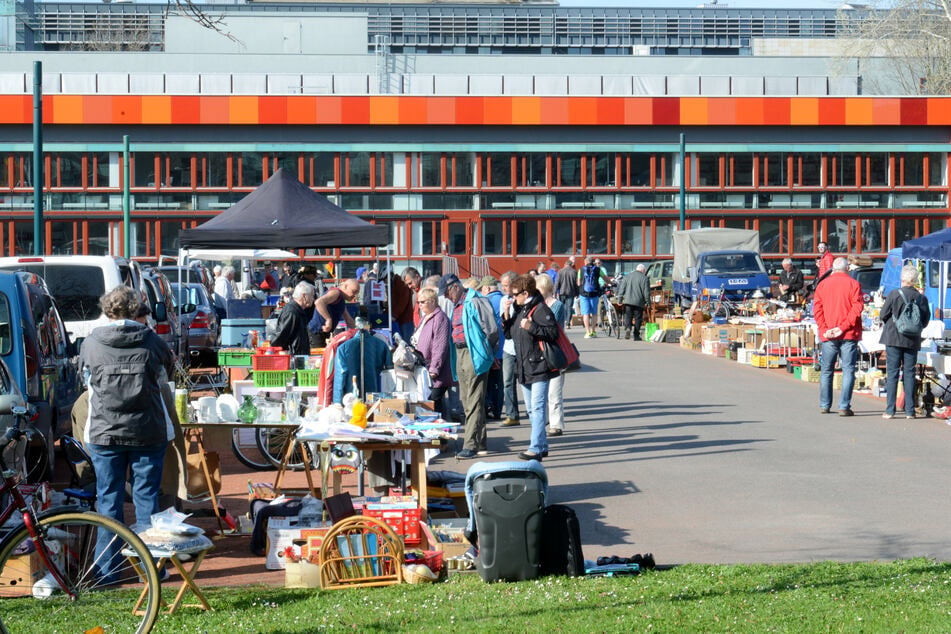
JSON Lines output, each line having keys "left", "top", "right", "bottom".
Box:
{"left": 171, "top": 282, "right": 220, "bottom": 366}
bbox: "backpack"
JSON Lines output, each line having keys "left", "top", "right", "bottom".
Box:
{"left": 581, "top": 265, "right": 601, "bottom": 297}
{"left": 539, "top": 504, "right": 585, "bottom": 577}
{"left": 894, "top": 289, "right": 924, "bottom": 337}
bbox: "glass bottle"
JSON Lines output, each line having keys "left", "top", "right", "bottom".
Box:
{"left": 237, "top": 395, "right": 258, "bottom": 424}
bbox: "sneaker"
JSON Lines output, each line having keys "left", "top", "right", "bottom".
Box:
{"left": 589, "top": 331, "right": 598, "bottom": 338}
{"left": 547, "top": 427, "right": 563, "bottom": 437}
{"left": 819, "top": 408, "right": 831, "bottom": 414}
{"left": 905, "top": 413, "right": 917, "bottom": 419}
{"left": 501, "top": 418, "right": 520, "bottom": 427}
{"left": 456, "top": 449, "right": 477, "bottom": 460}
{"left": 882, "top": 413, "right": 894, "bottom": 419}
{"left": 584, "top": 332, "right": 593, "bottom": 339}
{"left": 624, "top": 331, "right": 631, "bottom": 340}
{"left": 838, "top": 409, "right": 854, "bottom": 417}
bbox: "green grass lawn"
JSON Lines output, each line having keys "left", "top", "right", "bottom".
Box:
{"left": 7, "top": 559, "right": 951, "bottom": 633}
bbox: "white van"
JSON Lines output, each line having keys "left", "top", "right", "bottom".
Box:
{"left": 0, "top": 255, "right": 142, "bottom": 344}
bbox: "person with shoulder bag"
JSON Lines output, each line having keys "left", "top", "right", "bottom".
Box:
{"left": 410, "top": 287, "right": 453, "bottom": 419}
{"left": 879, "top": 265, "right": 931, "bottom": 419}
{"left": 502, "top": 274, "right": 560, "bottom": 461}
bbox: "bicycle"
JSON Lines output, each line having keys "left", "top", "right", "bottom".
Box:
{"left": 0, "top": 404, "right": 162, "bottom": 634}
{"left": 231, "top": 427, "right": 276, "bottom": 471}
{"left": 598, "top": 292, "right": 621, "bottom": 339}
{"left": 693, "top": 285, "right": 740, "bottom": 320}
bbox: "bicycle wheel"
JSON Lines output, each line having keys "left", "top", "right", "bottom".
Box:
{"left": 0, "top": 510, "right": 161, "bottom": 634}
{"left": 231, "top": 427, "right": 275, "bottom": 471}
{"left": 256, "top": 427, "right": 305, "bottom": 470}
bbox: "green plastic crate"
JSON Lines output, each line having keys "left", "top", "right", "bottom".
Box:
{"left": 218, "top": 348, "right": 253, "bottom": 367}
{"left": 296, "top": 369, "right": 321, "bottom": 387}
{"left": 253, "top": 370, "right": 294, "bottom": 388}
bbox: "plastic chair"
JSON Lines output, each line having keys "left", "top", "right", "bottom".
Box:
{"left": 60, "top": 435, "right": 97, "bottom": 509}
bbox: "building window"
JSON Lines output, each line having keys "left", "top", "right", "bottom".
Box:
{"left": 791, "top": 218, "right": 817, "bottom": 253}
{"left": 927, "top": 152, "right": 946, "bottom": 186}
{"left": 482, "top": 220, "right": 504, "bottom": 255}
{"left": 585, "top": 219, "right": 608, "bottom": 254}
{"left": 798, "top": 154, "right": 821, "bottom": 187}
{"left": 865, "top": 153, "right": 888, "bottom": 187}
{"left": 759, "top": 218, "right": 781, "bottom": 253}
{"left": 695, "top": 153, "right": 719, "bottom": 187}
{"left": 133, "top": 153, "right": 156, "bottom": 187}
{"left": 239, "top": 152, "right": 264, "bottom": 187}
{"left": 451, "top": 153, "right": 474, "bottom": 187}
{"left": 761, "top": 153, "right": 787, "bottom": 187}
{"left": 485, "top": 153, "right": 512, "bottom": 188}
{"left": 411, "top": 220, "right": 439, "bottom": 256}
{"left": 54, "top": 153, "right": 83, "bottom": 188}
{"left": 346, "top": 152, "right": 370, "bottom": 187}
{"left": 551, "top": 219, "right": 574, "bottom": 254}
{"left": 655, "top": 220, "right": 677, "bottom": 254}
{"left": 591, "top": 153, "right": 615, "bottom": 187}
{"left": 164, "top": 153, "right": 192, "bottom": 188}
{"left": 447, "top": 222, "right": 467, "bottom": 255}
{"left": 516, "top": 220, "right": 542, "bottom": 255}
{"left": 558, "top": 154, "right": 582, "bottom": 187}
{"left": 730, "top": 153, "right": 753, "bottom": 187}
{"left": 828, "top": 153, "right": 857, "bottom": 187}
{"left": 310, "top": 153, "right": 336, "bottom": 188}
{"left": 517, "top": 153, "right": 547, "bottom": 187}
{"left": 629, "top": 154, "right": 651, "bottom": 187}
{"left": 199, "top": 153, "right": 230, "bottom": 188}
{"left": 421, "top": 153, "right": 441, "bottom": 188}
{"left": 620, "top": 219, "right": 650, "bottom": 255}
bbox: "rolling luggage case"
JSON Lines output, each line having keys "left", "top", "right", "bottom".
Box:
{"left": 468, "top": 463, "right": 547, "bottom": 582}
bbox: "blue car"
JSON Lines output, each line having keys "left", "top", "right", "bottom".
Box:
{"left": 0, "top": 271, "right": 80, "bottom": 480}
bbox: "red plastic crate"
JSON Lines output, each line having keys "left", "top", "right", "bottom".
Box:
{"left": 252, "top": 353, "right": 291, "bottom": 371}
{"left": 364, "top": 507, "right": 421, "bottom": 544}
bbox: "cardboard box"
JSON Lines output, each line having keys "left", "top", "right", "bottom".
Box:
{"left": 0, "top": 552, "right": 42, "bottom": 597}
{"left": 701, "top": 339, "right": 716, "bottom": 355}
{"left": 284, "top": 560, "right": 322, "bottom": 588}
{"left": 371, "top": 398, "right": 410, "bottom": 423}
{"left": 266, "top": 518, "right": 331, "bottom": 570}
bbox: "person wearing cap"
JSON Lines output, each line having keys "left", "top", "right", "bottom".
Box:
{"left": 554, "top": 256, "right": 579, "bottom": 329}
{"left": 616, "top": 263, "right": 651, "bottom": 341}
{"left": 480, "top": 275, "right": 505, "bottom": 421}
{"left": 438, "top": 273, "right": 499, "bottom": 459}
{"left": 308, "top": 278, "right": 359, "bottom": 348}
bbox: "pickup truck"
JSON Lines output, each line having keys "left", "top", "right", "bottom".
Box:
{"left": 672, "top": 228, "right": 772, "bottom": 308}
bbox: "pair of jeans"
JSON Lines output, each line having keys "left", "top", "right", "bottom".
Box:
{"left": 87, "top": 441, "right": 167, "bottom": 580}
{"left": 558, "top": 294, "right": 575, "bottom": 327}
{"left": 520, "top": 381, "right": 550, "bottom": 455}
{"left": 885, "top": 345, "right": 918, "bottom": 416}
{"left": 547, "top": 371, "right": 565, "bottom": 431}
{"left": 502, "top": 352, "right": 520, "bottom": 421}
{"left": 819, "top": 339, "right": 858, "bottom": 411}
{"left": 622, "top": 304, "right": 645, "bottom": 339}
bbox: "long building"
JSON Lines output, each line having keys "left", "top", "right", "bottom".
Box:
{"left": 0, "top": 2, "right": 946, "bottom": 279}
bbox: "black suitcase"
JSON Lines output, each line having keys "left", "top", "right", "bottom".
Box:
{"left": 471, "top": 470, "right": 545, "bottom": 582}
{"left": 540, "top": 504, "right": 585, "bottom": 577}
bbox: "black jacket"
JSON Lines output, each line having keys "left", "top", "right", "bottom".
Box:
{"left": 80, "top": 321, "right": 172, "bottom": 447}
{"left": 270, "top": 300, "right": 311, "bottom": 356}
{"left": 502, "top": 293, "right": 560, "bottom": 385}
{"left": 879, "top": 286, "right": 931, "bottom": 349}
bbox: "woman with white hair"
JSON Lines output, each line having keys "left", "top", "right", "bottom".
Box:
{"left": 879, "top": 264, "right": 931, "bottom": 419}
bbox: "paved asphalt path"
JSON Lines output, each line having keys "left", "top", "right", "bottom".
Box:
{"left": 429, "top": 329, "right": 951, "bottom": 565}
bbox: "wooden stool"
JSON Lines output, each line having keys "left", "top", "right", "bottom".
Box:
{"left": 128, "top": 543, "right": 214, "bottom": 615}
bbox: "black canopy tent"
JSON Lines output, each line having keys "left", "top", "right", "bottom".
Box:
{"left": 178, "top": 168, "right": 395, "bottom": 333}
{"left": 179, "top": 168, "right": 389, "bottom": 249}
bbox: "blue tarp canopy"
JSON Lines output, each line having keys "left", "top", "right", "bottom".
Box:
{"left": 901, "top": 228, "right": 951, "bottom": 262}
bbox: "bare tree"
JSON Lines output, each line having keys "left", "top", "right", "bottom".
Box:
{"left": 841, "top": 1, "right": 951, "bottom": 94}
{"left": 167, "top": 0, "right": 235, "bottom": 42}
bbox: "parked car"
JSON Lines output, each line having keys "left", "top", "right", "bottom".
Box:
{"left": 157, "top": 263, "right": 214, "bottom": 296}
{"left": 139, "top": 267, "right": 184, "bottom": 360}
{"left": 0, "top": 255, "right": 142, "bottom": 347}
{"left": 644, "top": 259, "right": 673, "bottom": 291}
{"left": 0, "top": 358, "right": 31, "bottom": 477}
{"left": 850, "top": 265, "right": 884, "bottom": 302}
{"left": 171, "top": 282, "right": 219, "bottom": 366}
{"left": 0, "top": 271, "right": 80, "bottom": 480}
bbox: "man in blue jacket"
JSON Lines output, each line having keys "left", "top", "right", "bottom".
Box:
{"left": 439, "top": 274, "right": 499, "bottom": 459}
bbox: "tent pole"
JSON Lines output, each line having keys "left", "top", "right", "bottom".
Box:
{"left": 387, "top": 248, "right": 393, "bottom": 342}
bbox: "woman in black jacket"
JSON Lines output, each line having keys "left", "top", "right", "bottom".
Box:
{"left": 879, "top": 265, "right": 931, "bottom": 419}
{"left": 502, "top": 274, "right": 559, "bottom": 460}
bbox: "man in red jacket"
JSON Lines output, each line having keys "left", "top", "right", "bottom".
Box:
{"left": 813, "top": 256, "right": 864, "bottom": 416}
